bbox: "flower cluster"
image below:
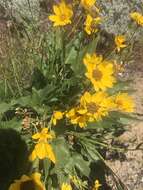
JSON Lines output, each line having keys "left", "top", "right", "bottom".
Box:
{"left": 48, "top": 0, "right": 101, "bottom": 35}
{"left": 66, "top": 53, "right": 134, "bottom": 128}
{"left": 66, "top": 91, "right": 114, "bottom": 128}
{"left": 82, "top": 0, "right": 102, "bottom": 35}
{"left": 7, "top": 1, "right": 136, "bottom": 189}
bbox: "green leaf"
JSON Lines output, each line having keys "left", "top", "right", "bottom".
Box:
{"left": 51, "top": 138, "right": 71, "bottom": 186}
{"left": 55, "top": 28, "right": 63, "bottom": 51}
{"left": 69, "top": 48, "right": 85, "bottom": 76}
{"left": 52, "top": 137, "right": 71, "bottom": 168}
{"left": 64, "top": 157, "right": 75, "bottom": 174}
{"left": 31, "top": 68, "right": 46, "bottom": 90}
{"left": 79, "top": 138, "right": 100, "bottom": 161}
{"left": 86, "top": 33, "right": 100, "bottom": 54}
{"left": 0, "top": 118, "right": 22, "bottom": 131}
{"left": 111, "top": 111, "right": 140, "bottom": 121}
{"left": 65, "top": 47, "right": 77, "bottom": 65}
{"left": 72, "top": 153, "right": 90, "bottom": 177}
{"left": 0, "top": 102, "right": 11, "bottom": 115}
{"left": 56, "top": 170, "right": 69, "bottom": 186}
{"left": 43, "top": 158, "right": 51, "bottom": 184}
{"left": 107, "top": 80, "right": 133, "bottom": 95}
{"left": 11, "top": 95, "right": 32, "bottom": 107}
{"left": 86, "top": 118, "right": 114, "bottom": 129}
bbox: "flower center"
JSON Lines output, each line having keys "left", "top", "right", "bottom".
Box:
{"left": 92, "top": 69, "right": 102, "bottom": 80}
{"left": 21, "top": 180, "right": 36, "bottom": 190}
{"left": 116, "top": 100, "right": 123, "bottom": 107}
{"left": 87, "top": 103, "right": 99, "bottom": 114}
{"left": 60, "top": 14, "right": 66, "bottom": 21}
{"left": 91, "top": 23, "right": 97, "bottom": 31}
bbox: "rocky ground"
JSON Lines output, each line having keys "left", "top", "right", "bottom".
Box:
{"left": 106, "top": 49, "right": 143, "bottom": 190}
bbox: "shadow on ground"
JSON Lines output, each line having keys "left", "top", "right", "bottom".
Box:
{"left": 0, "top": 128, "right": 30, "bottom": 190}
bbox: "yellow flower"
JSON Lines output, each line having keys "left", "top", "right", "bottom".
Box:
{"left": 114, "top": 93, "right": 134, "bottom": 113}
{"left": 61, "top": 183, "right": 72, "bottom": 190}
{"left": 32, "top": 128, "right": 53, "bottom": 142}
{"left": 84, "top": 54, "right": 116, "bottom": 91}
{"left": 92, "top": 180, "right": 101, "bottom": 190}
{"left": 66, "top": 107, "right": 88, "bottom": 128}
{"left": 84, "top": 14, "right": 101, "bottom": 35}
{"left": 52, "top": 111, "right": 63, "bottom": 126}
{"left": 81, "top": 0, "right": 96, "bottom": 8}
{"left": 66, "top": 91, "right": 115, "bottom": 127}
{"left": 30, "top": 142, "right": 56, "bottom": 163}
{"left": 115, "top": 35, "right": 127, "bottom": 52}
{"left": 9, "top": 172, "right": 45, "bottom": 190}
{"left": 80, "top": 91, "right": 115, "bottom": 122}
{"left": 29, "top": 128, "right": 56, "bottom": 163}
{"left": 83, "top": 53, "right": 102, "bottom": 68}
{"left": 49, "top": 1, "right": 73, "bottom": 26}
{"left": 130, "top": 12, "right": 143, "bottom": 26}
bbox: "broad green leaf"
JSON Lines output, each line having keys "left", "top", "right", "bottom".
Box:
{"left": 52, "top": 137, "right": 71, "bottom": 168}
{"left": 107, "top": 80, "right": 133, "bottom": 95}
{"left": 0, "top": 118, "right": 22, "bottom": 131}
{"left": 72, "top": 153, "right": 90, "bottom": 177}
{"left": 43, "top": 158, "right": 51, "bottom": 184}
{"left": 11, "top": 95, "right": 32, "bottom": 107}
{"left": 65, "top": 47, "right": 77, "bottom": 65}
{"left": 0, "top": 102, "right": 11, "bottom": 115}
{"left": 86, "top": 33, "right": 100, "bottom": 54}
{"left": 56, "top": 170, "right": 69, "bottom": 186}
{"left": 64, "top": 157, "right": 75, "bottom": 174}
{"left": 86, "top": 118, "right": 114, "bottom": 129}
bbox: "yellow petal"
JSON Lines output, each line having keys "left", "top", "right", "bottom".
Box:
{"left": 61, "top": 183, "right": 72, "bottom": 190}
{"left": 44, "top": 143, "right": 56, "bottom": 164}
{"left": 53, "top": 5, "right": 60, "bottom": 15}
{"left": 8, "top": 175, "right": 30, "bottom": 190}
{"left": 29, "top": 149, "right": 37, "bottom": 161}
{"left": 41, "top": 128, "right": 48, "bottom": 134}
{"left": 32, "top": 133, "right": 40, "bottom": 140}
{"left": 77, "top": 109, "right": 87, "bottom": 114}
{"left": 49, "top": 15, "right": 59, "bottom": 22}
{"left": 31, "top": 172, "right": 45, "bottom": 190}
{"left": 35, "top": 142, "right": 56, "bottom": 163}
{"left": 53, "top": 118, "right": 57, "bottom": 126}
{"left": 54, "top": 111, "right": 63, "bottom": 119}
{"left": 20, "top": 175, "right": 31, "bottom": 182}
{"left": 9, "top": 181, "right": 21, "bottom": 190}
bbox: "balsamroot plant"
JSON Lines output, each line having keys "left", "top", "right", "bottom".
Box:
{"left": 0, "top": 0, "right": 142, "bottom": 190}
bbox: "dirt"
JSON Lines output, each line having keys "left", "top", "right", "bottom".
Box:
{"left": 106, "top": 52, "right": 143, "bottom": 190}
